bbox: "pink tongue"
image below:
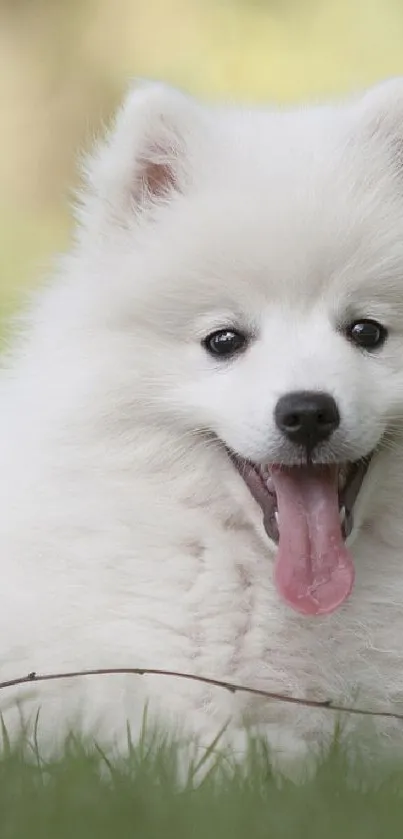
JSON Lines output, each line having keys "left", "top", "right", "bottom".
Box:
{"left": 271, "top": 465, "right": 354, "bottom": 616}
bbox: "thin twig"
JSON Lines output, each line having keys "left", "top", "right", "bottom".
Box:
{"left": 0, "top": 667, "right": 402, "bottom": 723}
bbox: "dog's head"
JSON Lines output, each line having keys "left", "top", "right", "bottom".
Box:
{"left": 78, "top": 79, "right": 403, "bottom": 615}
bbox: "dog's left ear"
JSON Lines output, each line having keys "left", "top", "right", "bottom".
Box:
{"left": 80, "top": 81, "right": 209, "bottom": 231}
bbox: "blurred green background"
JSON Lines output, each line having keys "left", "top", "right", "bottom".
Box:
{"left": 1, "top": 0, "right": 403, "bottom": 327}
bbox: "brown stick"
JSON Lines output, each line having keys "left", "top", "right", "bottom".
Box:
{"left": 0, "top": 667, "right": 402, "bottom": 723}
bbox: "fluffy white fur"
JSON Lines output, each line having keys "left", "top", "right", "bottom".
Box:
{"left": 2, "top": 78, "right": 403, "bottom": 764}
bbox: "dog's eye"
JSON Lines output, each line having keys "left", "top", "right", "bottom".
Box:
{"left": 345, "top": 319, "right": 387, "bottom": 351}
{"left": 203, "top": 329, "right": 247, "bottom": 358}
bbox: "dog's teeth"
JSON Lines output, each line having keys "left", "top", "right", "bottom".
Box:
{"left": 258, "top": 466, "right": 275, "bottom": 493}
{"left": 339, "top": 507, "right": 346, "bottom": 524}
{"left": 274, "top": 511, "right": 279, "bottom": 525}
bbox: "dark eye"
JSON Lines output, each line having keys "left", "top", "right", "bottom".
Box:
{"left": 203, "top": 328, "right": 247, "bottom": 358}
{"left": 345, "top": 319, "right": 387, "bottom": 351}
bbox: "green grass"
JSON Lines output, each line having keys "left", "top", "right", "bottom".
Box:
{"left": 1, "top": 729, "right": 403, "bottom": 838}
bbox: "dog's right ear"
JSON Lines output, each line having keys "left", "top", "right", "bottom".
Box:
{"left": 353, "top": 78, "right": 403, "bottom": 170}
{"left": 79, "top": 81, "right": 208, "bottom": 231}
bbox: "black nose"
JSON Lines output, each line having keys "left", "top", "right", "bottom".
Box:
{"left": 274, "top": 391, "right": 340, "bottom": 449}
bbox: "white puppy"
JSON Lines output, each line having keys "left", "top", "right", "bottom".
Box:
{"left": 2, "top": 78, "right": 403, "bottom": 763}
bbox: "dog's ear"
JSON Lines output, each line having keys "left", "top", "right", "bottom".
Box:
{"left": 80, "top": 81, "right": 207, "bottom": 229}
{"left": 355, "top": 78, "right": 403, "bottom": 162}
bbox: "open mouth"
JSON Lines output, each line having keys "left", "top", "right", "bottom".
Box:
{"left": 230, "top": 453, "right": 373, "bottom": 617}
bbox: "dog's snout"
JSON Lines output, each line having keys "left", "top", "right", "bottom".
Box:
{"left": 274, "top": 391, "right": 340, "bottom": 449}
